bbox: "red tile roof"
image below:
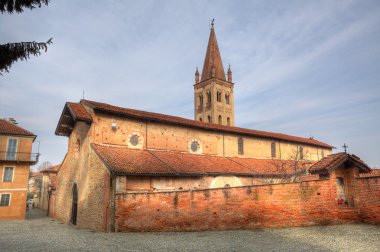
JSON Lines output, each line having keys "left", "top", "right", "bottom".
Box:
{"left": 309, "top": 152, "right": 371, "bottom": 174}
{"left": 81, "top": 99, "right": 333, "bottom": 149}
{"left": 66, "top": 102, "right": 92, "bottom": 122}
{"left": 358, "top": 169, "right": 380, "bottom": 178}
{"left": 0, "top": 119, "right": 35, "bottom": 137}
{"left": 91, "top": 144, "right": 313, "bottom": 176}
{"left": 40, "top": 164, "right": 60, "bottom": 173}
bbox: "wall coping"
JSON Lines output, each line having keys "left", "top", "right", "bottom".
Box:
{"left": 115, "top": 178, "right": 329, "bottom": 196}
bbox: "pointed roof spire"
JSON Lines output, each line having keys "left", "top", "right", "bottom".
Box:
{"left": 201, "top": 21, "right": 226, "bottom": 81}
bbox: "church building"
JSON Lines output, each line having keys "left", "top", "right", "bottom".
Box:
{"left": 52, "top": 24, "right": 377, "bottom": 232}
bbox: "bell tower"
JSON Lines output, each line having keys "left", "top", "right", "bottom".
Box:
{"left": 194, "top": 22, "right": 235, "bottom": 126}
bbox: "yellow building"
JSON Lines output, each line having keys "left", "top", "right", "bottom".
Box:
{"left": 0, "top": 119, "right": 38, "bottom": 220}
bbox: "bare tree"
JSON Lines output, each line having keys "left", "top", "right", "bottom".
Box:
{"left": 0, "top": 0, "right": 52, "bottom": 74}
{"left": 37, "top": 161, "right": 52, "bottom": 171}
{"left": 271, "top": 146, "right": 312, "bottom": 182}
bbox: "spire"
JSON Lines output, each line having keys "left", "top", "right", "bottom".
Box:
{"left": 201, "top": 22, "right": 226, "bottom": 81}
{"left": 195, "top": 67, "right": 200, "bottom": 84}
{"left": 227, "top": 64, "right": 232, "bottom": 82}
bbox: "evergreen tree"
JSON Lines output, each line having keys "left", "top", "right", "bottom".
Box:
{"left": 0, "top": 0, "right": 52, "bottom": 74}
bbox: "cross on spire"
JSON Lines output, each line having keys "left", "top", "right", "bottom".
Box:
{"left": 342, "top": 143, "right": 348, "bottom": 153}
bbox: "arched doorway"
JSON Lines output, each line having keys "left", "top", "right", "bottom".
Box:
{"left": 71, "top": 183, "right": 78, "bottom": 225}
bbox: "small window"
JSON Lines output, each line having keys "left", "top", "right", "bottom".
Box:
{"left": 271, "top": 142, "right": 276, "bottom": 158}
{"left": 299, "top": 146, "right": 304, "bottom": 160}
{"left": 321, "top": 150, "right": 325, "bottom": 158}
{"left": 6, "top": 139, "right": 17, "bottom": 160}
{"left": 207, "top": 91, "right": 211, "bottom": 103}
{"left": 191, "top": 141, "right": 199, "bottom": 152}
{"left": 218, "top": 115, "right": 222, "bottom": 125}
{"left": 199, "top": 94, "right": 203, "bottom": 106}
{"left": 75, "top": 138, "right": 80, "bottom": 153}
{"left": 199, "top": 117, "right": 202, "bottom": 122}
{"left": 0, "top": 194, "right": 11, "bottom": 206}
{"left": 227, "top": 117, "right": 230, "bottom": 126}
{"left": 207, "top": 115, "right": 211, "bottom": 123}
{"left": 130, "top": 135, "right": 139, "bottom": 146}
{"left": 189, "top": 139, "right": 202, "bottom": 154}
{"left": 3, "top": 167, "right": 14, "bottom": 182}
{"left": 217, "top": 91, "right": 222, "bottom": 102}
{"left": 225, "top": 94, "right": 230, "bottom": 104}
{"left": 238, "top": 137, "right": 244, "bottom": 155}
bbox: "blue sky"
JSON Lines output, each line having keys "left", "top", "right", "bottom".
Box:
{"left": 0, "top": 0, "right": 379, "bottom": 168}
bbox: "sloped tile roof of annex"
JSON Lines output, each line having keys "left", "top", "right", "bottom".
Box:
{"left": 309, "top": 152, "right": 371, "bottom": 174}
{"left": 92, "top": 144, "right": 314, "bottom": 177}
{"left": 40, "top": 164, "right": 60, "bottom": 173}
{"left": 0, "top": 119, "right": 35, "bottom": 137}
{"left": 75, "top": 99, "right": 333, "bottom": 149}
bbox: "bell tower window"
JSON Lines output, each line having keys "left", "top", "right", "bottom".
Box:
{"left": 227, "top": 117, "right": 230, "bottom": 126}
{"left": 217, "top": 91, "right": 222, "bottom": 102}
{"left": 225, "top": 94, "right": 230, "bottom": 104}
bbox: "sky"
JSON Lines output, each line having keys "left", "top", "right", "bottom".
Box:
{"left": 0, "top": 0, "right": 379, "bottom": 169}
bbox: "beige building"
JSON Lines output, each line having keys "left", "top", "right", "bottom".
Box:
{"left": 0, "top": 119, "right": 38, "bottom": 220}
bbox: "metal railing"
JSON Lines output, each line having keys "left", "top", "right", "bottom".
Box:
{"left": 0, "top": 152, "right": 40, "bottom": 165}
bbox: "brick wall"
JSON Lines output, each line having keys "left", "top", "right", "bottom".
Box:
{"left": 114, "top": 178, "right": 359, "bottom": 232}
{"left": 355, "top": 176, "right": 380, "bottom": 224}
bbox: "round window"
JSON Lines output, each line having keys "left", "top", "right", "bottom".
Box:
{"left": 130, "top": 135, "right": 139, "bottom": 146}
{"left": 191, "top": 141, "right": 199, "bottom": 152}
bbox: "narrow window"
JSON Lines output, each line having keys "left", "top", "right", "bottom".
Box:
{"left": 321, "top": 150, "right": 325, "bottom": 158}
{"left": 207, "top": 115, "right": 211, "bottom": 123}
{"left": 336, "top": 177, "right": 347, "bottom": 203}
{"left": 6, "top": 139, "right": 17, "bottom": 160}
{"left": 199, "top": 117, "right": 202, "bottom": 122}
{"left": 207, "top": 91, "right": 211, "bottom": 103}
{"left": 227, "top": 117, "right": 230, "bottom": 126}
{"left": 271, "top": 142, "right": 276, "bottom": 158}
{"left": 0, "top": 194, "right": 11, "bottom": 206}
{"left": 238, "top": 137, "right": 244, "bottom": 155}
{"left": 3, "top": 167, "right": 14, "bottom": 182}
{"left": 225, "top": 94, "right": 230, "bottom": 104}
{"left": 217, "top": 91, "right": 222, "bottom": 102}
{"left": 218, "top": 115, "right": 222, "bottom": 125}
{"left": 75, "top": 138, "right": 81, "bottom": 153}
{"left": 199, "top": 94, "right": 203, "bottom": 106}
{"left": 299, "top": 146, "right": 304, "bottom": 160}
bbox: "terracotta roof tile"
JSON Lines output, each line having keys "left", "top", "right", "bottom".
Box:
{"left": 92, "top": 144, "right": 176, "bottom": 175}
{"left": 309, "top": 152, "right": 371, "bottom": 174}
{"left": 91, "top": 144, "right": 315, "bottom": 176}
{"left": 359, "top": 169, "right": 380, "bottom": 178}
{"left": 40, "top": 164, "right": 60, "bottom": 173}
{"left": 66, "top": 102, "right": 92, "bottom": 122}
{"left": 0, "top": 119, "right": 35, "bottom": 137}
{"left": 82, "top": 99, "right": 333, "bottom": 149}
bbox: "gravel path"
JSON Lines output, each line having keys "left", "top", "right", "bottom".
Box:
{"left": 0, "top": 209, "right": 379, "bottom": 251}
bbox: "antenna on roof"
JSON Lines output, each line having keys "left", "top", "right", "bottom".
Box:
{"left": 83, "top": 90, "right": 85, "bottom": 100}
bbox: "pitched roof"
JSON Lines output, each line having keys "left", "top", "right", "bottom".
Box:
{"left": 201, "top": 25, "right": 226, "bottom": 81}
{"left": 40, "top": 164, "right": 60, "bottom": 173}
{"left": 91, "top": 144, "right": 313, "bottom": 177}
{"left": 0, "top": 119, "right": 35, "bottom": 137}
{"left": 309, "top": 152, "right": 371, "bottom": 174}
{"left": 358, "top": 169, "right": 380, "bottom": 178}
{"left": 55, "top": 102, "right": 93, "bottom": 136}
{"left": 81, "top": 99, "right": 333, "bottom": 149}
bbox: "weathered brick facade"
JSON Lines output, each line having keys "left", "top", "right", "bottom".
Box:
{"left": 114, "top": 166, "right": 379, "bottom": 232}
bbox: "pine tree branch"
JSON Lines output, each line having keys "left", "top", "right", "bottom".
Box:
{"left": 0, "top": 0, "right": 49, "bottom": 14}
{"left": 0, "top": 38, "right": 53, "bottom": 74}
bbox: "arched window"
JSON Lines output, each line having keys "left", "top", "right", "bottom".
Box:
{"left": 199, "top": 94, "right": 203, "bottom": 106}
{"left": 227, "top": 117, "right": 230, "bottom": 126}
{"left": 271, "top": 142, "right": 276, "bottom": 158}
{"left": 217, "top": 91, "right": 222, "bottom": 102}
{"left": 238, "top": 137, "right": 244, "bottom": 155}
{"left": 207, "top": 91, "right": 211, "bottom": 103}
{"left": 299, "top": 146, "right": 304, "bottom": 160}
{"left": 207, "top": 115, "right": 211, "bottom": 123}
{"left": 225, "top": 93, "right": 230, "bottom": 104}
{"left": 75, "top": 138, "right": 80, "bottom": 153}
{"left": 199, "top": 117, "right": 202, "bottom": 122}
{"left": 218, "top": 115, "right": 222, "bottom": 125}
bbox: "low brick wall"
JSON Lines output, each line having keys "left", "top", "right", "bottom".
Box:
{"left": 115, "top": 179, "right": 359, "bottom": 232}
{"left": 356, "top": 176, "right": 380, "bottom": 224}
